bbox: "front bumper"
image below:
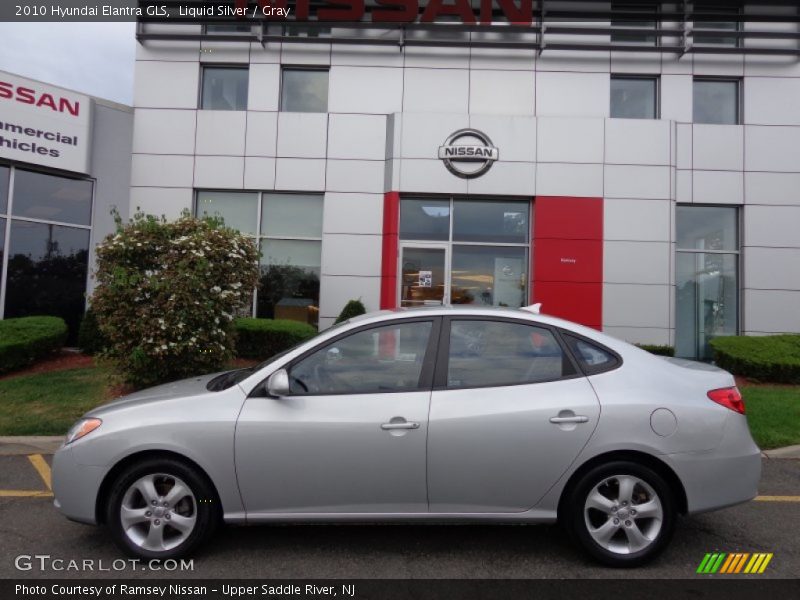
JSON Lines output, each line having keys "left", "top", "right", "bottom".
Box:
{"left": 51, "top": 445, "right": 109, "bottom": 525}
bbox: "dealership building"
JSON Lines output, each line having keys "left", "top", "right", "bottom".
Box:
{"left": 0, "top": 70, "right": 132, "bottom": 340}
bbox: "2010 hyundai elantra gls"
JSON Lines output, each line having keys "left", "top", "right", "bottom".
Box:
{"left": 52, "top": 306, "right": 761, "bottom": 567}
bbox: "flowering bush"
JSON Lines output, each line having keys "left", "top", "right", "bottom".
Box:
{"left": 92, "top": 211, "right": 260, "bottom": 388}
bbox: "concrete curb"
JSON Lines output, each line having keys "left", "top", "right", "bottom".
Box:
{"left": 762, "top": 444, "right": 800, "bottom": 459}
{"left": 0, "top": 436, "right": 63, "bottom": 455}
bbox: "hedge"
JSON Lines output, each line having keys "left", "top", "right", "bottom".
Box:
{"left": 234, "top": 318, "right": 318, "bottom": 360}
{"left": 0, "top": 316, "right": 68, "bottom": 374}
{"left": 636, "top": 344, "right": 675, "bottom": 357}
{"left": 335, "top": 299, "right": 367, "bottom": 324}
{"left": 710, "top": 335, "right": 800, "bottom": 384}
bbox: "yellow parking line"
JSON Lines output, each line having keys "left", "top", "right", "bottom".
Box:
{"left": 27, "top": 454, "right": 52, "bottom": 490}
{"left": 754, "top": 495, "right": 800, "bottom": 502}
{"left": 0, "top": 490, "right": 53, "bottom": 498}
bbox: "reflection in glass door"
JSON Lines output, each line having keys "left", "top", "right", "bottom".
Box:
{"left": 400, "top": 246, "right": 448, "bottom": 307}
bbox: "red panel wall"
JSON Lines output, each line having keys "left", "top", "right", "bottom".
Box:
{"left": 380, "top": 191, "right": 400, "bottom": 309}
{"left": 532, "top": 197, "right": 603, "bottom": 329}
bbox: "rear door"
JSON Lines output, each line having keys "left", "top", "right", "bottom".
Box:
{"left": 427, "top": 317, "right": 601, "bottom": 513}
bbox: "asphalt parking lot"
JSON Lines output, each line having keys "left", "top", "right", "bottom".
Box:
{"left": 0, "top": 454, "right": 798, "bottom": 580}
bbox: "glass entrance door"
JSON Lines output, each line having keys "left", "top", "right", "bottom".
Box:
{"left": 400, "top": 245, "right": 448, "bottom": 307}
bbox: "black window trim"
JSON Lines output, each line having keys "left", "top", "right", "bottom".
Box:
{"left": 432, "top": 315, "right": 583, "bottom": 392}
{"left": 199, "top": 64, "right": 250, "bottom": 111}
{"left": 251, "top": 316, "right": 443, "bottom": 398}
{"left": 557, "top": 329, "right": 624, "bottom": 377}
{"left": 279, "top": 66, "right": 331, "bottom": 113}
{"left": 610, "top": 74, "right": 661, "bottom": 120}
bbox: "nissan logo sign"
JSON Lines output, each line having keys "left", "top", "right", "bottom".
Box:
{"left": 438, "top": 129, "right": 499, "bottom": 179}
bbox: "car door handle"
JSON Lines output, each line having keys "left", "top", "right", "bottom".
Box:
{"left": 549, "top": 415, "right": 589, "bottom": 424}
{"left": 381, "top": 421, "right": 420, "bottom": 430}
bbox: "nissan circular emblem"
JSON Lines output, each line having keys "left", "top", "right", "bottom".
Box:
{"left": 438, "top": 128, "right": 499, "bottom": 179}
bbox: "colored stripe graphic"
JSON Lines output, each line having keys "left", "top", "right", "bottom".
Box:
{"left": 701, "top": 553, "right": 773, "bottom": 574}
{"left": 698, "top": 553, "right": 727, "bottom": 573}
{"left": 734, "top": 553, "right": 750, "bottom": 573}
{"left": 719, "top": 554, "right": 736, "bottom": 573}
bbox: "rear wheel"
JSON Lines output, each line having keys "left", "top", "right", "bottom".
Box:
{"left": 565, "top": 461, "right": 676, "bottom": 567}
{"left": 105, "top": 458, "right": 218, "bottom": 559}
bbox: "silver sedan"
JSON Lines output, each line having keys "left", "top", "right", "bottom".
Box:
{"left": 52, "top": 306, "right": 761, "bottom": 567}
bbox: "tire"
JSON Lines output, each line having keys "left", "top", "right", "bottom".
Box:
{"left": 564, "top": 460, "right": 676, "bottom": 567}
{"left": 105, "top": 457, "right": 219, "bottom": 559}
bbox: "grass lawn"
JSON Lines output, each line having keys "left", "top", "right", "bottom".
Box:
{"left": 0, "top": 366, "right": 114, "bottom": 436}
{"left": 741, "top": 385, "right": 800, "bottom": 450}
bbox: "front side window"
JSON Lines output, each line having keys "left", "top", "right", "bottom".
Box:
{"left": 281, "top": 68, "right": 329, "bottom": 113}
{"left": 446, "top": 320, "right": 574, "bottom": 388}
{"left": 611, "top": 76, "right": 658, "bottom": 119}
{"left": 289, "top": 321, "right": 434, "bottom": 395}
{"left": 693, "top": 79, "right": 740, "bottom": 125}
{"left": 675, "top": 206, "right": 739, "bottom": 360}
{"left": 201, "top": 67, "right": 249, "bottom": 111}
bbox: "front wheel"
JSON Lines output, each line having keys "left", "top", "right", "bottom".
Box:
{"left": 565, "top": 461, "right": 676, "bottom": 567}
{"left": 105, "top": 458, "right": 219, "bottom": 559}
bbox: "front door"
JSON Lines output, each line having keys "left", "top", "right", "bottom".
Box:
{"left": 399, "top": 245, "right": 449, "bottom": 307}
{"left": 427, "top": 317, "right": 600, "bottom": 513}
{"left": 235, "top": 318, "right": 440, "bottom": 516}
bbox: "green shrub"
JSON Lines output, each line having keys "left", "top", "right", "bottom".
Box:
{"left": 91, "top": 211, "right": 260, "bottom": 388}
{"left": 234, "top": 318, "right": 317, "bottom": 360}
{"left": 77, "top": 308, "right": 107, "bottom": 355}
{"left": 710, "top": 335, "right": 800, "bottom": 384}
{"left": 636, "top": 344, "right": 675, "bottom": 357}
{"left": 335, "top": 299, "right": 367, "bottom": 324}
{"left": 0, "top": 316, "right": 68, "bottom": 374}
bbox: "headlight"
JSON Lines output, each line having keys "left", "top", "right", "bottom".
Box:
{"left": 65, "top": 418, "right": 102, "bottom": 445}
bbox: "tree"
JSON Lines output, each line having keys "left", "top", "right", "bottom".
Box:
{"left": 91, "top": 211, "right": 260, "bottom": 387}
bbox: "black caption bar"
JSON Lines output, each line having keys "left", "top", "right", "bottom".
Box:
{"left": 3, "top": 579, "right": 800, "bottom": 600}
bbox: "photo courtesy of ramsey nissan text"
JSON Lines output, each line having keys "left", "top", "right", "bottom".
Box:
{"left": 0, "top": 2, "right": 799, "bottom": 599}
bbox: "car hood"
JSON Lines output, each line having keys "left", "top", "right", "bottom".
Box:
{"left": 87, "top": 372, "right": 226, "bottom": 416}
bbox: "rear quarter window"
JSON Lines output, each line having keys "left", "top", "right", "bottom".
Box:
{"left": 561, "top": 333, "right": 621, "bottom": 375}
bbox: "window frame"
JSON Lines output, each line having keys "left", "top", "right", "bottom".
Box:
{"left": 610, "top": 74, "right": 661, "bottom": 120}
{"left": 692, "top": 76, "right": 742, "bottom": 125}
{"left": 559, "top": 330, "right": 624, "bottom": 376}
{"left": 693, "top": 3, "right": 742, "bottom": 48}
{"left": 432, "top": 316, "right": 583, "bottom": 391}
{"left": 279, "top": 66, "right": 330, "bottom": 113}
{"left": 199, "top": 64, "right": 249, "bottom": 111}
{"left": 277, "top": 316, "right": 443, "bottom": 397}
{"left": 610, "top": 1, "right": 660, "bottom": 46}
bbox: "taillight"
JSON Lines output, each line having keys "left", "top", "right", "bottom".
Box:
{"left": 707, "top": 387, "right": 745, "bottom": 414}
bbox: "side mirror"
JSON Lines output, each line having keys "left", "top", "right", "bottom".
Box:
{"left": 266, "top": 369, "right": 290, "bottom": 398}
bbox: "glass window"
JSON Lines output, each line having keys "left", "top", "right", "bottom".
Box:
{"left": 562, "top": 335, "right": 619, "bottom": 374}
{"left": 694, "top": 79, "right": 740, "bottom": 125}
{"left": 261, "top": 193, "right": 323, "bottom": 238}
{"left": 676, "top": 253, "right": 738, "bottom": 360}
{"left": 281, "top": 69, "right": 329, "bottom": 113}
{"left": 0, "top": 165, "right": 9, "bottom": 214}
{"left": 196, "top": 191, "right": 259, "bottom": 235}
{"left": 400, "top": 198, "right": 450, "bottom": 242}
{"left": 694, "top": 4, "right": 740, "bottom": 46}
{"left": 447, "top": 320, "right": 573, "bottom": 388}
{"left": 611, "top": 2, "right": 658, "bottom": 45}
{"left": 453, "top": 199, "right": 529, "bottom": 244}
{"left": 676, "top": 206, "right": 738, "bottom": 251}
{"left": 675, "top": 206, "right": 739, "bottom": 360}
{"left": 4, "top": 221, "right": 90, "bottom": 342}
{"left": 451, "top": 246, "right": 527, "bottom": 308}
{"left": 12, "top": 169, "right": 93, "bottom": 226}
{"left": 258, "top": 240, "right": 321, "bottom": 324}
{"left": 288, "top": 321, "right": 433, "bottom": 394}
{"left": 611, "top": 76, "right": 658, "bottom": 119}
{"left": 201, "top": 67, "right": 248, "bottom": 111}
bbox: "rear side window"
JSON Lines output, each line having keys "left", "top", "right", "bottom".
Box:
{"left": 446, "top": 320, "right": 576, "bottom": 388}
{"left": 562, "top": 334, "right": 621, "bottom": 375}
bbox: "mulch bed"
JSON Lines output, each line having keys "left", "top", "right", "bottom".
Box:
{"left": 735, "top": 375, "right": 796, "bottom": 388}
{"left": 0, "top": 350, "right": 94, "bottom": 382}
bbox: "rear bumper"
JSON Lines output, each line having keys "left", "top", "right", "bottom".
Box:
{"left": 51, "top": 445, "right": 108, "bottom": 525}
{"left": 664, "top": 414, "right": 761, "bottom": 515}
